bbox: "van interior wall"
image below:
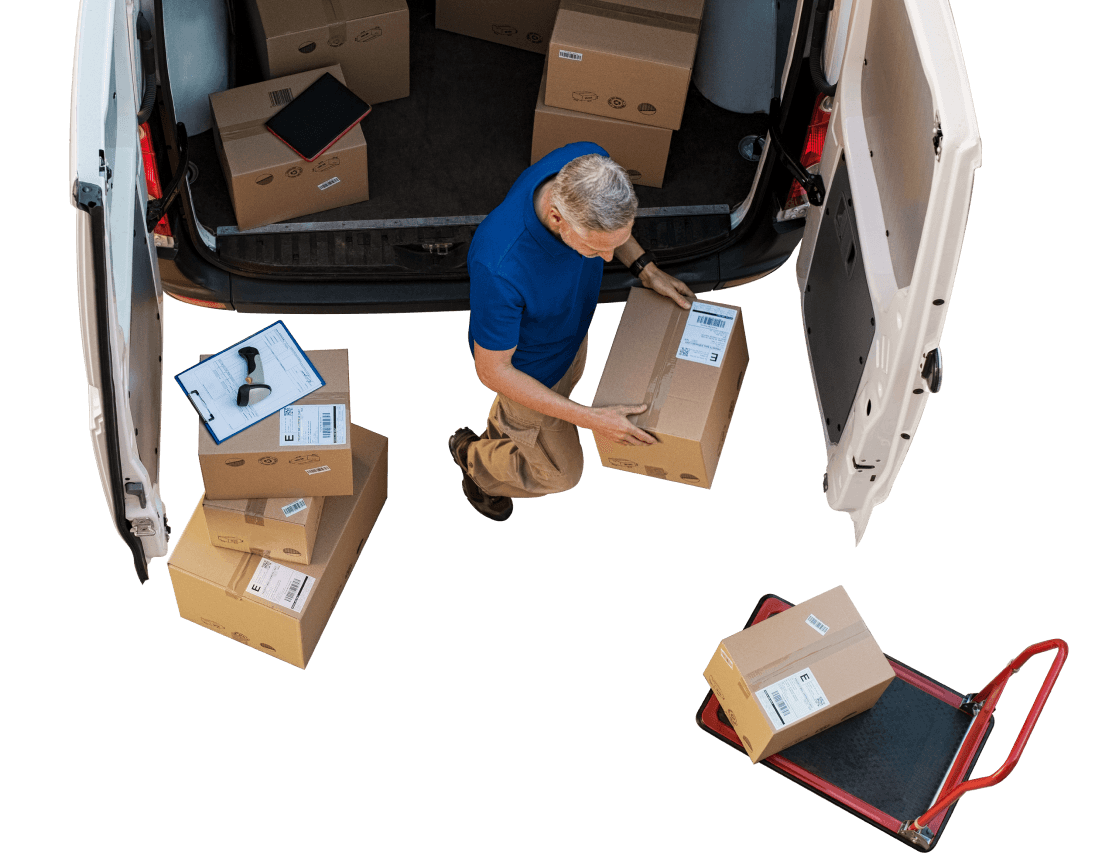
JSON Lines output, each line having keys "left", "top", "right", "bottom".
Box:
{"left": 183, "top": 0, "right": 769, "bottom": 232}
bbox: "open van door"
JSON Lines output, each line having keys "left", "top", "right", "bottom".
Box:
{"left": 796, "top": 0, "right": 980, "bottom": 540}
{"left": 72, "top": 0, "right": 168, "bottom": 581}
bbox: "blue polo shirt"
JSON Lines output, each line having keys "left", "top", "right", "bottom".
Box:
{"left": 468, "top": 142, "right": 608, "bottom": 388}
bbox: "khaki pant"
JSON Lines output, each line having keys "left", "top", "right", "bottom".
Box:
{"left": 465, "top": 338, "right": 588, "bottom": 499}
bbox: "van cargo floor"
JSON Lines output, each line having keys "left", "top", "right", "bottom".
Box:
{"left": 185, "top": 4, "right": 767, "bottom": 233}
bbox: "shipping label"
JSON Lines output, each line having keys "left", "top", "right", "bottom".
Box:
{"left": 246, "top": 558, "right": 315, "bottom": 613}
{"left": 756, "top": 668, "right": 829, "bottom": 730}
{"left": 281, "top": 499, "right": 307, "bottom": 518}
{"left": 676, "top": 303, "right": 737, "bottom": 367}
{"left": 280, "top": 404, "right": 346, "bottom": 446}
{"left": 806, "top": 614, "right": 830, "bottom": 635}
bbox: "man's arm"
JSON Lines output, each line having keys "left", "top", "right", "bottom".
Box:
{"left": 473, "top": 343, "right": 657, "bottom": 446}
{"left": 614, "top": 236, "right": 696, "bottom": 309}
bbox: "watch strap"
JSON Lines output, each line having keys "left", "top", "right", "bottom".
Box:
{"left": 627, "top": 250, "right": 655, "bottom": 278}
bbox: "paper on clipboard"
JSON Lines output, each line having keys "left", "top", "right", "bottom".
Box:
{"left": 175, "top": 322, "right": 323, "bottom": 444}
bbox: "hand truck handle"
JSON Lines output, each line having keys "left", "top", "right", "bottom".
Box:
{"left": 909, "top": 639, "right": 1068, "bottom": 832}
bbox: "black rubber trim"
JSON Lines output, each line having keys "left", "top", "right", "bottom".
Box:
{"left": 696, "top": 594, "right": 996, "bottom": 851}
{"left": 82, "top": 196, "right": 149, "bottom": 583}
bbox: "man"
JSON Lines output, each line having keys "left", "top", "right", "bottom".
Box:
{"left": 449, "top": 142, "right": 695, "bottom": 520}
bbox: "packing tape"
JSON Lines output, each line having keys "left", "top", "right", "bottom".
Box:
{"left": 225, "top": 552, "right": 259, "bottom": 599}
{"left": 745, "top": 621, "right": 877, "bottom": 686}
{"left": 220, "top": 121, "right": 270, "bottom": 143}
{"left": 322, "top": 0, "right": 347, "bottom": 47}
{"left": 245, "top": 498, "right": 267, "bottom": 527}
{"left": 562, "top": 1, "right": 701, "bottom": 35}
{"left": 635, "top": 308, "right": 687, "bottom": 433}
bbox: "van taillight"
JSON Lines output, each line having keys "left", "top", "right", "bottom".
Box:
{"left": 139, "top": 123, "right": 172, "bottom": 239}
{"left": 782, "top": 94, "right": 832, "bottom": 214}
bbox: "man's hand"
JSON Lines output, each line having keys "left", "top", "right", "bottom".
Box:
{"left": 641, "top": 263, "right": 696, "bottom": 310}
{"left": 588, "top": 403, "right": 657, "bottom": 445}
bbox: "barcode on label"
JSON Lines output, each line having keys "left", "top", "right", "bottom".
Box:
{"left": 318, "top": 176, "right": 341, "bottom": 191}
{"left": 696, "top": 314, "right": 727, "bottom": 328}
{"left": 281, "top": 499, "right": 307, "bottom": 517}
{"left": 678, "top": 347, "right": 690, "bottom": 357}
{"left": 283, "top": 578, "right": 303, "bottom": 603}
{"left": 770, "top": 690, "right": 791, "bottom": 720}
{"left": 558, "top": 50, "right": 583, "bottom": 61}
{"left": 806, "top": 614, "right": 830, "bottom": 635}
{"left": 268, "top": 88, "right": 293, "bottom": 107}
{"left": 305, "top": 465, "right": 331, "bottom": 475}
{"left": 322, "top": 411, "right": 332, "bottom": 439}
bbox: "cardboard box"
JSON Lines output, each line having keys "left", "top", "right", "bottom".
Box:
{"left": 592, "top": 288, "right": 747, "bottom": 488}
{"left": 199, "top": 349, "right": 354, "bottom": 500}
{"left": 247, "top": 0, "right": 409, "bottom": 105}
{"left": 703, "top": 587, "right": 896, "bottom": 763}
{"left": 209, "top": 66, "right": 369, "bottom": 231}
{"left": 436, "top": 0, "right": 560, "bottom": 54}
{"left": 532, "top": 64, "right": 671, "bottom": 187}
{"left": 545, "top": 0, "right": 704, "bottom": 131}
{"left": 202, "top": 494, "right": 325, "bottom": 565}
{"left": 169, "top": 425, "right": 388, "bottom": 669}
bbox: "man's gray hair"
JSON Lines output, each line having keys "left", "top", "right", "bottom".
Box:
{"left": 551, "top": 154, "right": 638, "bottom": 234}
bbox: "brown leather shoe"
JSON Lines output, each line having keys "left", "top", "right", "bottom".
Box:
{"left": 449, "top": 427, "right": 513, "bottom": 521}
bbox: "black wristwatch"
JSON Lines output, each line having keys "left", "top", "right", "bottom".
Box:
{"left": 627, "top": 250, "right": 656, "bottom": 279}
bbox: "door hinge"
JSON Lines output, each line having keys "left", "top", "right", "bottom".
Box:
{"left": 74, "top": 181, "right": 104, "bottom": 213}
{"left": 130, "top": 518, "right": 157, "bottom": 537}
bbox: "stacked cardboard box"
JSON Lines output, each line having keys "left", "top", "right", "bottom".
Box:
{"left": 168, "top": 349, "right": 389, "bottom": 668}
{"left": 532, "top": 0, "right": 705, "bottom": 187}
{"left": 210, "top": 65, "right": 369, "bottom": 232}
{"left": 247, "top": 0, "right": 410, "bottom": 106}
{"left": 436, "top": 0, "right": 561, "bottom": 54}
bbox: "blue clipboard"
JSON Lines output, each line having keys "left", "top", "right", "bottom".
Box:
{"left": 174, "top": 321, "right": 324, "bottom": 445}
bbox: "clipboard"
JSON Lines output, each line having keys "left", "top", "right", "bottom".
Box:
{"left": 175, "top": 321, "right": 324, "bottom": 445}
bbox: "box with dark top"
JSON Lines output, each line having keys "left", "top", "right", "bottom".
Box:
{"left": 169, "top": 425, "right": 388, "bottom": 669}
{"left": 198, "top": 349, "right": 353, "bottom": 500}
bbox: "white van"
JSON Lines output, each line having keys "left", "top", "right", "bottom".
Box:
{"left": 71, "top": 0, "right": 979, "bottom": 580}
